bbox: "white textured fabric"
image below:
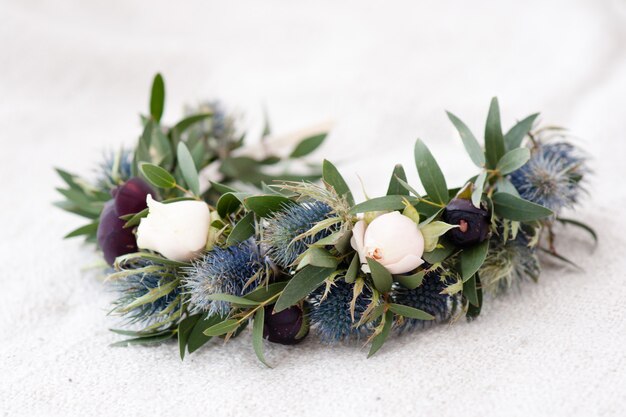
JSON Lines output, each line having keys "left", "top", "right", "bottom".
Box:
{"left": 1, "top": 0, "right": 625, "bottom": 416}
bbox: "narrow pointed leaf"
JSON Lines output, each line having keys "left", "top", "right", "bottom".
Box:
{"left": 177, "top": 142, "right": 200, "bottom": 195}
{"left": 414, "top": 138, "right": 449, "bottom": 204}
{"left": 394, "top": 270, "right": 425, "bottom": 290}
{"left": 226, "top": 211, "right": 255, "bottom": 245}
{"left": 460, "top": 240, "right": 489, "bottom": 281}
{"left": 447, "top": 111, "right": 485, "bottom": 167}
{"left": 367, "top": 258, "right": 393, "bottom": 293}
{"left": 253, "top": 309, "right": 271, "bottom": 367}
{"left": 472, "top": 171, "right": 487, "bottom": 208}
{"left": 484, "top": 97, "right": 506, "bottom": 168}
{"left": 496, "top": 147, "right": 530, "bottom": 175}
{"left": 290, "top": 133, "right": 327, "bottom": 158}
{"left": 388, "top": 303, "right": 434, "bottom": 320}
{"left": 139, "top": 163, "right": 176, "bottom": 189}
{"left": 504, "top": 113, "right": 539, "bottom": 150}
{"left": 386, "top": 164, "right": 409, "bottom": 196}
{"left": 274, "top": 266, "right": 334, "bottom": 312}
{"left": 492, "top": 192, "right": 553, "bottom": 221}
{"left": 368, "top": 310, "right": 393, "bottom": 358}
{"left": 203, "top": 319, "right": 241, "bottom": 337}
{"left": 323, "top": 160, "right": 354, "bottom": 206}
{"left": 150, "top": 73, "right": 165, "bottom": 122}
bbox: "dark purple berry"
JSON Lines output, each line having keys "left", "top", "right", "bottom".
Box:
{"left": 442, "top": 198, "right": 490, "bottom": 247}
{"left": 97, "top": 200, "right": 138, "bottom": 265}
{"left": 112, "top": 177, "right": 154, "bottom": 216}
{"left": 263, "top": 305, "right": 308, "bottom": 345}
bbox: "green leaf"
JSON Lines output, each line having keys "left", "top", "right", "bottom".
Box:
{"left": 290, "top": 133, "right": 327, "bottom": 158}
{"left": 414, "top": 138, "right": 449, "bottom": 204}
{"left": 472, "top": 171, "right": 487, "bottom": 208}
{"left": 496, "top": 147, "right": 530, "bottom": 175}
{"left": 110, "top": 331, "right": 175, "bottom": 347}
{"left": 465, "top": 274, "right": 483, "bottom": 319}
{"left": 150, "top": 128, "right": 173, "bottom": 169}
{"left": 463, "top": 274, "right": 479, "bottom": 307}
{"left": 150, "top": 73, "right": 165, "bottom": 122}
{"left": 386, "top": 164, "right": 409, "bottom": 196}
{"left": 421, "top": 221, "right": 458, "bottom": 252}
{"left": 446, "top": 111, "right": 485, "bottom": 167}
{"left": 210, "top": 181, "right": 238, "bottom": 194}
{"left": 421, "top": 238, "right": 455, "bottom": 264}
{"left": 538, "top": 247, "right": 583, "bottom": 270}
{"left": 297, "top": 247, "right": 339, "bottom": 270}
{"left": 253, "top": 308, "right": 271, "bottom": 367}
{"left": 177, "top": 142, "right": 200, "bottom": 195}
{"left": 203, "top": 319, "right": 241, "bottom": 337}
{"left": 504, "top": 113, "right": 539, "bottom": 150}
{"left": 484, "top": 97, "right": 506, "bottom": 168}
{"left": 367, "top": 258, "right": 393, "bottom": 293}
{"left": 226, "top": 211, "right": 255, "bottom": 245}
{"left": 274, "top": 266, "right": 334, "bottom": 312}
{"left": 171, "top": 113, "right": 212, "bottom": 137}
{"left": 394, "top": 175, "right": 421, "bottom": 197}
{"left": 244, "top": 282, "right": 288, "bottom": 303}
{"left": 244, "top": 195, "right": 293, "bottom": 217}
{"left": 394, "top": 270, "right": 425, "bottom": 289}
{"left": 203, "top": 294, "right": 261, "bottom": 306}
{"left": 64, "top": 222, "right": 98, "bottom": 239}
{"left": 388, "top": 303, "right": 434, "bottom": 320}
{"left": 557, "top": 217, "right": 598, "bottom": 246}
{"left": 345, "top": 253, "right": 360, "bottom": 284}
{"left": 460, "top": 240, "right": 489, "bottom": 281}
{"left": 492, "top": 192, "right": 553, "bottom": 222}
{"left": 495, "top": 177, "right": 520, "bottom": 197}
{"left": 216, "top": 192, "right": 250, "bottom": 218}
{"left": 139, "top": 163, "right": 176, "bottom": 189}
{"left": 349, "top": 195, "right": 417, "bottom": 214}
{"left": 178, "top": 314, "right": 202, "bottom": 360}
{"left": 187, "top": 314, "right": 223, "bottom": 354}
{"left": 368, "top": 310, "right": 393, "bottom": 358}
{"left": 323, "top": 160, "right": 354, "bottom": 206}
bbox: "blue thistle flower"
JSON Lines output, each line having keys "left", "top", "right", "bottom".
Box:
{"left": 509, "top": 142, "right": 586, "bottom": 213}
{"left": 109, "top": 258, "right": 182, "bottom": 326}
{"left": 392, "top": 272, "right": 452, "bottom": 333}
{"left": 184, "top": 240, "right": 267, "bottom": 316}
{"left": 97, "top": 148, "right": 134, "bottom": 191}
{"left": 185, "top": 101, "right": 236, "bottom": 142}
{"left": 309, "top": 280, "right": 372, "bottom": 343}
{"left": 265, "top": 201, "right": 335, "bottom": 269}
{"left": 479, "top": 231, "right": 540, "bottom": 294}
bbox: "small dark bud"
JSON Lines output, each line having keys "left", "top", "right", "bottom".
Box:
{"left": 112, "top": 177, "right": 154, "bottom": 216}
{"left": 263, "top": 305, "right": 308, "bottom": 345}
{"left": 442, "top": 198, "right": 490, "bottom": 247}
{"left": 97, "top": 200, "right": 138, "bottom": 265}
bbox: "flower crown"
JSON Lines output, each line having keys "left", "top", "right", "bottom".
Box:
{"left": 56, "top": 74, "right": 595, "bottom": 366}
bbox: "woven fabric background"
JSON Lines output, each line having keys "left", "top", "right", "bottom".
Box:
{"left": 1, "top": 0, "right": 625, "bottom": 416}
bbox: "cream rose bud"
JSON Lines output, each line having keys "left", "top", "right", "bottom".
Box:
{"left": 136, "top": 195, "right": 211, "bottom": 262}
{"left": 350, "top": 211, "right": 425, "bottom": 275}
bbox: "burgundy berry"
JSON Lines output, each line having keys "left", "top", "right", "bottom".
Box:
{"left": 97, "top": 200, "right": 138, "bottom": 265}
{"left": 442, "top": 198, "right": 490, "bottom": 247}
{"left": 263, "top": 305, "right": 308, "bottom": 345}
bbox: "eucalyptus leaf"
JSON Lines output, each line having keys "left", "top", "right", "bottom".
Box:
{"left": 495, "top": 177, "right": 520, "bottom": 197}
{"left": 203, "top": 319, "right": 241, "bottom": 337}
{"left": 226, "top": 211, "right": 255, "bottom": 245}
{"left": 297, "top": 247, "right": 339, "bottom": 270}
{"left": 557, "top": 217, "right": 598, "bottom": 246}
{"left": 463, "top": 274, "right": 479, "bottom": 307}
{"left": 139, "top": 163, "right": 176, "bottom": 189}
{"left": 203, "top": 293, "right": 261, "bottom": 306}
{"left": 253, "top": 308, "right": 271, "bottom": 367}
{"left": 394, "top": 270, "right": 425, "bottom": 289}
{"left": 323, "top": 160, "right": 354, "bottom": 206}
{"left": 504, "top": 113, "right": 539, "bottom": 150}
{"left": 345, "top": 253, "right": 360, "bottom": 284}
{"left": 472, "top": 171, "right": 487, "bottom": 208}
{"left": 484, "top": 97, "right": 505, "bottom": 168}
{"left": 414, "top": 138, "right": 449, "bottom": 204}
{"left": 388, "top": 303, "right": 434, "bottom": 320}
{"left": 420, "top": 221, "right": 458, "bottom": 252}
{"left": 290, "top": 133, "right": 327, "bottom": 158}
{"left": 349, "top": 195, "right": 417, "bottom": 214}
{"left": 422, "top": 239, "right": 455, "bottom": 264}
{"left": 460, "top": 240, "right": 489, "bottom": 281}
{"left": 367, "top": 258, "right": 393, "bottom": 293}
{"left": 177, "top": 142, "right": 200, "bottom": 195}
{"left": 386, "top": 164, "right": 409, "bottom": 196}
{"left": 465, "top": 274, "right": 483, "bottom": 319}
{"left": 492, "top": 192, "right": 553, "bottom": 222}
{"left": 187, "top": 314, "right": 224, "bottom": 354}
{"left": 64, "top": 222, "right": 98, "bottom": 239}
{"left": 446, "top": 111, "right": 485, "bottom": 167}
{"left": 496, "top": 147, "right": 530, "bottom": 175}
{"left": 244, "top": 195, "right": 293, "bottom": 217}
{"left": 216, "top": 192, "right": 250, "bottom": 217}
{"left": 244, "top": 282, "right": 288, "bottom": 303}
{"left": 367, "top": 310, "right": 393, "bottom": 358}
{"left": 274, "top": 266, "right": 334, "bottom": 312}
{"left": 178, "top": 314, "right": 202, "bottom": 360}
{"left": 150, "top": 73, "right": 165, "bottom": 122}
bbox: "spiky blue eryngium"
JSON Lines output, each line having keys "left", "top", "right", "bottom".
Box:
{"left": 185, "top": 100, "right": 235, "bottom": 142}
{"left": 97, "top": 148, "right": 133, "bottom": 192}
{"left": 184, "top": 240, "right": 266, "bottom": 316}
{"left": 392, "top": 272, "right": 452, "bottom": 333}
{"left": 265, "top": 201, "right": 335, "bottom": 268}
{"left": 479, "top": 231, "right": 540, "bottom": 294}
{"left": 110, "top": 258, "right": 181, "bottom": 326}
{"left": 509, "top": 142, "right": 586, "bottom": 213}
{"left": 309, "top": 279, "right": 372, "bottom": 343}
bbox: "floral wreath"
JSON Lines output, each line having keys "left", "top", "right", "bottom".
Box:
{"left": 56, "top": 74, "right": 595, "bottom": 366}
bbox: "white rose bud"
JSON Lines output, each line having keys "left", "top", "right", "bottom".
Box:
{"left": 350, "top": 211, "right": 425, "bottom": 275}
{"left": 136, "top": 195, "right": 211, "bottom": 262}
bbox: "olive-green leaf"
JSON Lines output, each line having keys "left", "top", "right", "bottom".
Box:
{"left": 203, "top": 293, "right": 261, "bottom": 306}
{"left": 64, "top": 222, "right": 98, "bottom": 239}
{"left": 484, "top": 97, "right": 506, "bottom": 168}
{"left": 297, "top": 247, "right": 339, "bottom": 270}
{"left": 394, "top": 270, "right": 425, "bottom": 289}
{"left": 367, "top": 258, "right": 393, "bottom": 293}
{"left": 472, "top": 171, "right": 487, "bottom": 208}
{"left": 414, "top": 138, "right": 449, "bottom": 204}
{"left": 345, "top": 253, "right": 360, "bottom": 284}
{"left": 150, "top": 73, "right": 165, "bottom": 122}
{"left": 368, "top": 310, "right": 393, "bottom": 358}
{"left": 386, "top": 164, "right": 409, "bottom": 196}
{"left": 252, "top": 309, "right": 271, "bottom": 367}
{"left": 244, "top": 195, "right": 293, "bottom": 217}
{"left": 290, "top": 133, "right": 327, "bottom": 158}
{"left": 244, "top": 282, "right": 288, "bottom": 303}
{"left": 187, "top": 314, "right": 224, "bottom": 354}
{"left": 496, "top": 147, "right": 530, "bottom": 175}
{"left": 349, "top": 195, "right": 416, "bottom": 214}
{"left": 492, "top": 192, "right": 553, "bottom": 222}
{"left": 226, "top": 211, "right": 255, "bottom": 245}
{"left": 463, "top": 274, "right": 479, "bottom": 306}
{"left": 203, "top": 319, "right": 241, "bottom": 337}
{"left": 178, "top": 314, "right": 202, "bottom": 360}
{"left": 216, "top": 192, "right": 250, "bottom": 217}
{"left": 177, "top": 142, "right": 200, "bottom": 195}
{"left": 171, "top": 113, "right": 212, "bottom": 138}
{"left": 557, "top": 217, "right": 598, "bottom": 246}
{"left": 139, "top": 162, "right": 176, "bottom": 189}
{"left": 388, "top": 303, "right": 434, "bottom": 320}
{"left": 504, "top": 113, "right": 539, "bottom": 150}
{"left": 274, "top": 266, "right": 334, "bottom": 312}
{"left": 460, "top": 240, "right": 489, "bottom": 281}
{"left": 446, "top": 111, "right": 485, "bottom": 167}
{"left": 323, "top": 160, "right": 354, "bottom": 206}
